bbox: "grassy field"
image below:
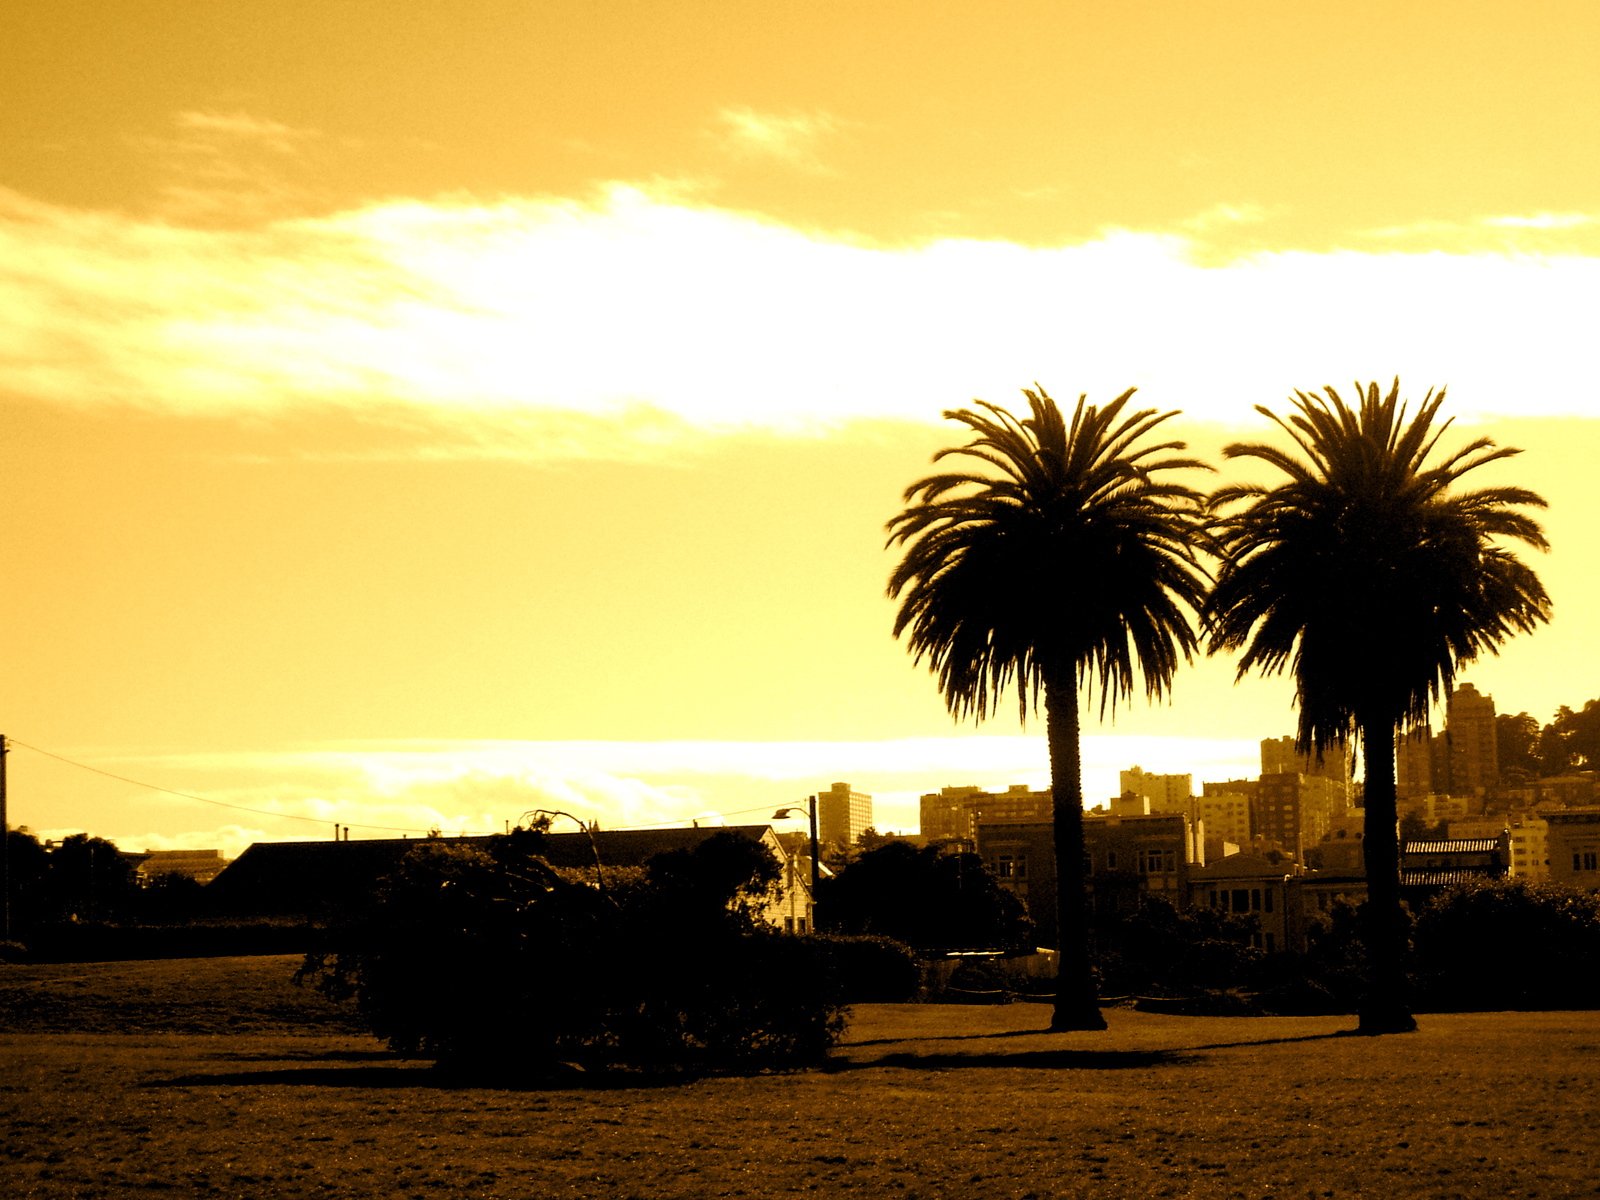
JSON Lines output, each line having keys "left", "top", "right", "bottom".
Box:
{"left": 2, "top": 957, "right": 1597, "bottom": 1198}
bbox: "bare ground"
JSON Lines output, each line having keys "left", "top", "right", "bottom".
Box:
{"left": 2, "top": 956, "right": 1597, "bottom": 1198}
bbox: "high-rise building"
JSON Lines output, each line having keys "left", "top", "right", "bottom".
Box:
{"left": 919, "top": 785, "right": 986, "bottom": 842}
{"left": 1196, "top": 790, "right": 1252, "bottom": 847}
{"left": 1396, "top": 726, "right": 1441, "bottom": 800}
{"left": 1445, "top": 682, "right": 1499, "bottom": 797}
{"left": 1260, "top": 736, "right": 1351, "bottom": 787}
{"left": 817, "top": 782, "right": 873, "bottom": 847}
{"left": 1119, "top": 766, "right": 1193, "bottom": 814}
{"left": 919, "top": 784, "right": 1051, "bottom": 843}
{"left": 1255, "top": 772, "right": 1349, "bottom": 859}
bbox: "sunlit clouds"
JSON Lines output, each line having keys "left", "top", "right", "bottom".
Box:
{"left": 17, "top": 735, "right": 1264, "bottom": 860}
{"left": 4, "top": 179, "right": 1599, "bottom": 465}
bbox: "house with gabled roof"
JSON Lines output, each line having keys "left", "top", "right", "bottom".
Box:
{"left": 1399, "top": 834, "right": 1510, "bottom": 895}
{"left": 205, "top": 825, "right": 812, "bottom": 931}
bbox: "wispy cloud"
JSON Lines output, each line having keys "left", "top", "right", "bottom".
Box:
{"left": 34, "top": 735, "right": 1263, "bottom": 858}
{"left": 129, "top": 110, "right": 327, "bottom": 223}
{"left": 4, "top": 181, "right": 1600, "bottom": 463}
{"left": 712, "top": 106, "right": 845, "bottom": 172}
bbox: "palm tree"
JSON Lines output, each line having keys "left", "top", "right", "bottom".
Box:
{"left": 887, "top": 387, "right": 1210, "bottom": 1031}
{"left": 1206, "top": 381, "right": 1551, "bottom": 1034}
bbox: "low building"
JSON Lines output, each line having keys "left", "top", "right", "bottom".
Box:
{"left": 1398, "top": 834, "right": 1510, "bottom": 898}
{"left": 125, "top": 848, "right": 227, "bottom": 885}
{"left": 1189, "top": 853, "right": 1292, "bottom": 953}
{"left": 207, "top": 825, "right": 813, "bottom": 930}
{"left": 976, "top": 811, "right": 1200, "bottom": 945}
{"left": 1545, "top": 809, "right": 1600, "bottom": 887}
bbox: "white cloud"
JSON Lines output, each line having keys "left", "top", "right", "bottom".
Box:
{"left": 3, "top": 183, "right": 1599, "bottom": 462}
{"left": 47, "top": 736, "right": 1264, "bottom": 856}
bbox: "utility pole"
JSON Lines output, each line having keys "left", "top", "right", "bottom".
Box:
{"left": 1, "top": 733, "right": 10, "bottom": 942}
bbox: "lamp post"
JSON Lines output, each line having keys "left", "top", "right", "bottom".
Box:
{"left": 521, "top": 808, "right": 605, "bottom": 891}
{"left": 772, "top": 795, "right": 819, "bottom": 931}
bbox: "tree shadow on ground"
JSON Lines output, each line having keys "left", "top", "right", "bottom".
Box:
{"left": 831, "top": 1027, "right": 1355, "bottom": 1072}
{"left": 145, "top": 1054, "right": 766, "bottom": 1093}
{"left": 826, "top": 1047, "right": 1191, "bottom": 1071}
{"left": 144, "top": 1029, "right": 1357, "bottom": 1091}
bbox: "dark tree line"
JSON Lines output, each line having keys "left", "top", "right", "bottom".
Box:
{"left": 3, "top": 829, "right": 178, "bottom": 932}
{"left": 1497, "top": 700, "right": 1600, "bottom": 779}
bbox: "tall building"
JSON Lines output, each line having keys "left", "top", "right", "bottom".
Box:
{"left": 1445, "top": 682, "right": 1499, "bottom": 797}
{"left": 1196, "top": 790, "right": 1252, "bottom": 848}
{"left": 817, "top": 782, "right": 873, "bottom": 847}
{"left": 919, "top": 785, "right": 986, "bottom": 842}
{"left": 1255, "top": 772, "right": 1348, "bottom": 859}
{"left": 1119, "top": 766, "right": 1193, "bottom": 814}
{"left": 919, "top": 784, "right": 1051, "bottom": 844}
{"left": 1396, "top": 726, "right": 1442, "bottom": 800}
{"left": 1260, "top": 736, "right": 1351, "bottom": 787}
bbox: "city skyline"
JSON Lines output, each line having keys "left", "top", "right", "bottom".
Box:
{"left": 4, "top": 3, "right": 1597, "bottom": 855}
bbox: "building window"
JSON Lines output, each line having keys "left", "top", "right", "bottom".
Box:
{"left": 1140, "top": 848, "right": 1174, "bottom": 875}
{"left": 1106, "top": 851, "right": 1118, "bottom": 871}
{"left": 1231, "top": 888, "right": 1249, "bottom": 912}
{"left": 1264, "top": 889, "right": 1274, "bottom": 913}
{"left": 1015, "top": 855, "right": 1028, "bottom": 880}
{"left": 996, "top": 855, "right": 1015, "bottom": 879}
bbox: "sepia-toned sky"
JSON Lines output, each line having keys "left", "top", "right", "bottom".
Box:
{"left": 3, "top": 1, "right": 1598, "bottom": 854}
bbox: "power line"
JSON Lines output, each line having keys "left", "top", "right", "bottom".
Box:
{"left": 5, "top": 737, "right": 468, "bottom": 837}
{"left": 7, "top": 737, "right": 806, "bottom": 840}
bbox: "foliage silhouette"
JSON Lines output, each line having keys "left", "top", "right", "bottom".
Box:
{"left": 301, "top": 832, "right": 846, "bottom": 1077}
{"left": 887, "top": 386, "right": 1210, "bottom": 1030}
{"left": 817, "top": 840, "right": 1032, "bottom": 954}
{"left": 1413, "top": 879, "right": 1600, "bottom": 1011}
{"left": 1206, "top": 380, "right": 1550, "bottom": 1033}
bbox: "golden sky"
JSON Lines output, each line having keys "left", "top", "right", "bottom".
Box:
{"left": 3, "top": 2, "right": 1598, "bottom": 851}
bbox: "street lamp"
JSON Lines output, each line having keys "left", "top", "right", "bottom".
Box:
{"left": 521, "top": 808, "right": 606, "bottom": 891}
{"left": 772, "top": 795, "right": 819, "bottom": 930}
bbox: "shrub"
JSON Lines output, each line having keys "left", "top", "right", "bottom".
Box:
{"left": 817, "top": 841, "right": 1033, "bottom": 953}
{"left": 1413, "top": 879, "right": 1600, "bottom": 1011}
{"left": 813, "top": 934, "right": 920, "bottom": 1002}
{"left": 301, "top": 833, "right": 848, "bottom": 1077}
{"left": 1094, "top": 898, "right": 1263, "bottom": 997}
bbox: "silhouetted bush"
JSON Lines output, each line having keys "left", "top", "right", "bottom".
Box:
{"left": 1094, "top": 898, "right": 1263, "bottom": 997}
{"left": 813, "top": 934, "right": 920, "bottom": 1002}
{"left": 817, "top": 841, "right": 1033, "bottom": 953}
{"left": 1413, "top": 879, "right": 1600, "bottom": 1011}
{"left": 300, "top": 832, "right": 848, "bottom": 1077}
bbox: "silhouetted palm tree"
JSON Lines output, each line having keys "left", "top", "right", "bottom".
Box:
{"left": 1206, "top": 381, "right": 1550, "bottom": 1034}
{"left": 887, "top": 387, "right": 1210, "bottom": 1031}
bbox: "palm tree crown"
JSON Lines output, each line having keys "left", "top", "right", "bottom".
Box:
{"left": 887, "top": 387, "right": 1211, "bottom": 724}
{"left": 1207, "top": 380, "right": 1551, "bottom": 756}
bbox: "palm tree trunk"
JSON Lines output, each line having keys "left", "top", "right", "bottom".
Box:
{"left": 1046, "top": 674, "right": 1107, "bottom": 1032}
{"left": 1357, "top": 714, "right": 1417, "bottom": 1034}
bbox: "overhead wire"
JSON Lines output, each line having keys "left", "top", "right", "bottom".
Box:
{"left": 5, "top": 737, "right": 473, "bottom": 837}
{"left": 5, "top": 737, "right": 809, "bottom": 839}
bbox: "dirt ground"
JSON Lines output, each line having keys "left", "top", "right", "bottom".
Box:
{"left": 2, "top": 956, "right": 1597, "bottom": 1198}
